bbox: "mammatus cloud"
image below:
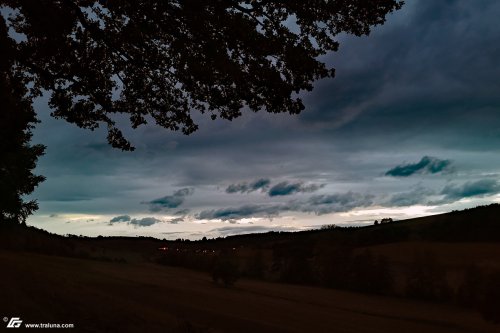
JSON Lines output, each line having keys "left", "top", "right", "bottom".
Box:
{"left": 196, "top": 191, "right": 373, "bottom": 221}
{"left": 439, "top": 179, "right": 500, "bottom": 203}
{"left": 268, "top": 181, "right": 325, "bottom": 197}
{"left": 225, "top": 178, "right": 271, "bottom": 194}
{"left": 144, "top": 188, "right": 194, "bottom": 212}
{"left": 109, "top": 216, "right": 162, "bottom": 227}
{"left": 385, "top": 156, "right": 452, "bottom": 177}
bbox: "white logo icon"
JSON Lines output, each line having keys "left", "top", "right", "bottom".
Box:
{"left": 6, "top": 317, "right": 23, "bottom": 328}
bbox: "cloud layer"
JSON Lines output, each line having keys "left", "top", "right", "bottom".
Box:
{"left": 439, "top": 179, "right": 500, "bottom": 203}
{"left": 197, "top": 191, "right": 373, "bottom": 221}
{"left": 225, "top": 178, "right": 271, "bottom": 193}
{"left": 144, "top": 188, "right": 194, "bottom": 212}
{"left": 268, "top": 182, "right": 324, "bottom": 197}
{"left": 386, "top": 156, "right": 452, "bottom": 177}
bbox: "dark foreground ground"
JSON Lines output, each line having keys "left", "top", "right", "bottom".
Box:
{"left": 0, "top": 250, "right": 497, "bottom": 333}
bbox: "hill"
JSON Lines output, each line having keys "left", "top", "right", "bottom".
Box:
{"left": 1, "top": 250, "right": 498, "bottom": 333}
{"left": 1, "top": 204, "right": 500, "bottom": 330}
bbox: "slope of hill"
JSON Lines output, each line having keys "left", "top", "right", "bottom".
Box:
{"left": 1, "top": 204, "right": 500, "bottom": 330}
{"left": 1, "top": 250, "right": 498, "bottom": 333}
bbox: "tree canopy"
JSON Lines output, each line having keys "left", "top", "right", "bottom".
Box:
{"left": 0, "top": 23, "right": 45, "bottom": 223}
{"left": 0, "top": 0, "right": 402, "bottom": 223}
{"left": 1, "top": 0, "right": 403, "bottom": 151}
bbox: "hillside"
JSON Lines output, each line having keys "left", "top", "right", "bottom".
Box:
{"left": 1, "top": 204, "right": 500, "bottom": 331}
{"left": 1, "top": 250, "right": 498, "bottom": 333}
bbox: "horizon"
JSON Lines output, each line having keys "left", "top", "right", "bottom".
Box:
{"left": 21, "top": 203, "right": 499, "bottom": 241}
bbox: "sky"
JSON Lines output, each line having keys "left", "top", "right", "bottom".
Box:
{"left": 27, "top": 0, "right": 500, "bottom": 240}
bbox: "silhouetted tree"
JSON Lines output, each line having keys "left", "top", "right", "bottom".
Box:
{"left": 321, "top": 224, "right": 338, "bottom": 230}
{"left": 1, "top": 0, "right": 403, "bottom": 150}
{"left": 0, "top": 21, "right": 45, "bottom": 224}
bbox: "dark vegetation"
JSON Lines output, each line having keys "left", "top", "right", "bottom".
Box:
{"left": 0, "top": 0, "right": 403, "bottom": 150}
{"left": 2, "top": 204, "right": 500, "bottom": 323}
{"left": 0, "top": 34, "right": 45, "bottom": 224}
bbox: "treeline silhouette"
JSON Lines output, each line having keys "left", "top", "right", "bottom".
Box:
{"left": 0, "top": 220, "right": 162, "bottom": 263}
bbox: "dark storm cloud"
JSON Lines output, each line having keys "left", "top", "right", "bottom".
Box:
{"left": 225, "top": 178, "right": 271, "bottom": 193}
{"left": 144, "top": 188, "right": 194, "bottom": 212}
{"left": 197, "top": 191, "right": 373, "bottom": 221}
{"left": 385, "top": 156, "right": 452, "bottom": 177}
{"left": 109, "top": 215, "right": 131, "bottom": 223}
{"left": 300, "top": 0, "right": 500, "bottom": 152}
{"left": 385, "top": 187, "right": 435, "bottom": 207}
{"left": 267, "top": 182, "right": 324, "bottom": 197}
{"left": 439, "top": 179, "right": 500, "bottom": 202}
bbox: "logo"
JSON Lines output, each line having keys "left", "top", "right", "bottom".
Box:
{"left": 6, "top": 317, "right": 23, "bottom": 328}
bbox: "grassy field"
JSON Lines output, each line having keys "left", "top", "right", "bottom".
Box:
{"left": 1, "top": 250, "right": 498, "bottom": 333}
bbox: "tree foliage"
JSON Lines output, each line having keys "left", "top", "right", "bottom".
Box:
{"left": 1, "top": 0, "right": 403, "bottom": 150}
{"left": 0, "top": 20, "right": 45, "bottom": 223}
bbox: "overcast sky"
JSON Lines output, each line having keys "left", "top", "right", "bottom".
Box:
{"left": 27, "top": 0, "right": 500, "bottom": 240}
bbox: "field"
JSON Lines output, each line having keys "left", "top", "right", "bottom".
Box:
{"left": 1, "top": 250, "right": 498, "bottom": 333}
